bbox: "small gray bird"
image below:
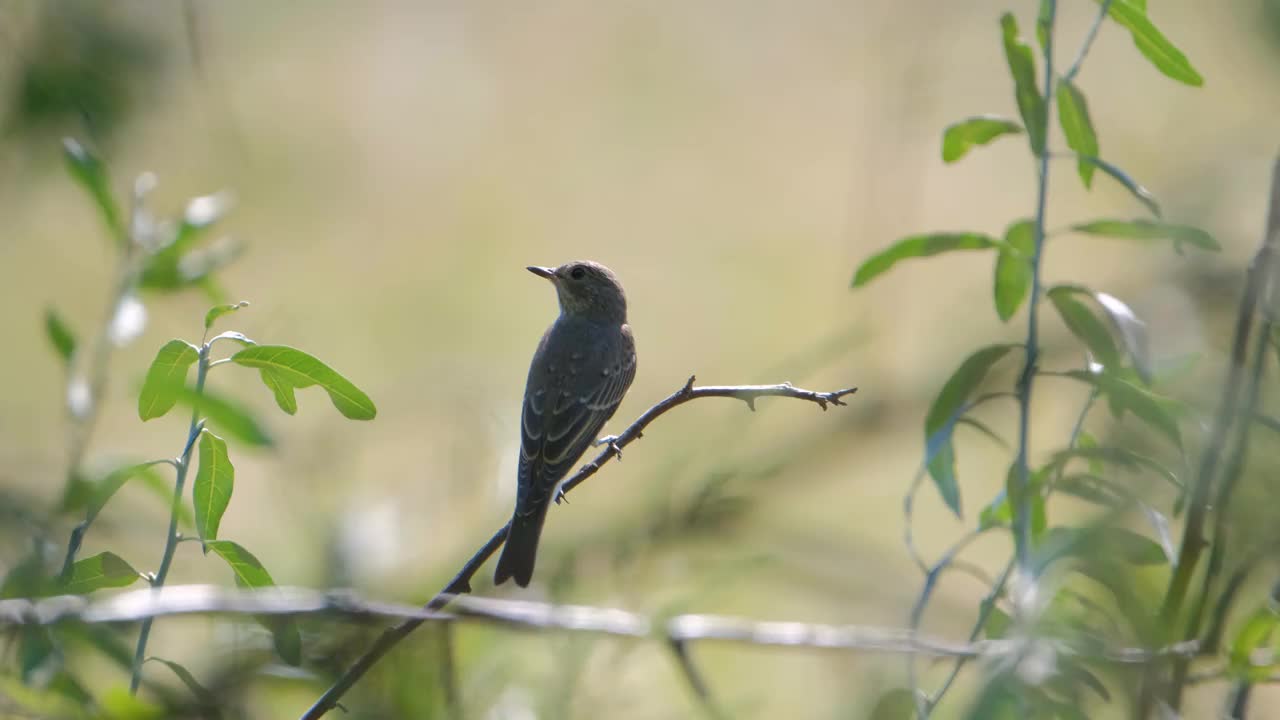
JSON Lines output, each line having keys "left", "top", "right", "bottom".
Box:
{"left": 493, "top": 261, "right": 637, "bottom": 587}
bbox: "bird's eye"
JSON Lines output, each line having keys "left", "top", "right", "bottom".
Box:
{"left": 570, "top": 266, "right": 586, "bottom": 280}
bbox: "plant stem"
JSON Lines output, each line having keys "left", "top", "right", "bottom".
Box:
{"left": 129, "top": 343, "right": 210, "bottom": 693}
{"left": 1063, "top": 0, "right": 1113, "bottom": 82}
{"left": 1013, "top": 0, "right": 1056, "bottom": 575}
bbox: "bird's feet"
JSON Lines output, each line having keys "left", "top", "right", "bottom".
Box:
{"left": 593, "top": 434, "right": 623, "bottom": 459}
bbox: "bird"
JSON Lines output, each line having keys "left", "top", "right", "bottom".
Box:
{"left": 493, "top": 261, "right": 637, "bottom": 587}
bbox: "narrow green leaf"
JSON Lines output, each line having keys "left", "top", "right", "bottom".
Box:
{"left": 852, "top": 233, "right": 999, "bottom": 287}
{"left": 1071, "top": 219, "right": 1219, "bottom": 252}
{"left": 1141, "top": 504, "right": 1175, "bottom": 565}
{"left": 204, "top": 301, "right": 249, "bottom": 330}
{"left": 138, "top": 340, "right": 200, "bottom": 421}
{"left": 206, "top": 540, "right": 273, "bottom": 587}
{"left": 173, "top": 387, "right": 273, "bottom": 447}
{"left": 85, "top": 461, "right": 170, "bottom": 523}
{"left": 231, "top": 345, "right": 377, "bottom": 420}
{"left": 45, "top": 307, "right": 77, "bottom": 364}
{"left": 19, "top": 626, "right": 57, "bottom": 684}
{"left": 993, "top": 219, "right": 1036, "bottom": 322}
{"left": 1063, "top": 369, "right": 1182, "bottom": 447}
{"left": 956, "top": 416, "right": 1008, "bottom": 448}
{"left": 1076, "top": 156, "right": 1160, "bottom": 217}
{"left": 193, "top": 431, "right": 234, "bottom": 545}
{"left": 1001, "top": 13, "right": 1046, "bottom": 156}
{"left": 1043, "top": 526, "right": 1168, "bottom": 566}
{"left": 99, "top": 686, "right": 166, "bottom": 719}
{"left": 1047, "top": 286, "right": 1121, "bottom": 369}
{"left": 133, "top": 465, "right": 194, "bottom": 529}
{"left": 146, "top": 657, "right": 215, "bottom": 704}
{"left": 205, "top": 540, "right": 303, "bottom": 666}
{"left": 1055, "top": 473, "right": 1127, "bottom": 506}
{"left": 868, "top": 688, "right": 916, "bottom": 720}
{"left": 941, "top": 116, "right": 1023, "bottom": 163}
{"left": 1056, "top": 79, "right": 1098, "bottom": 188}
{"left": 1048, "top": 284, "right": 1151, "bottom": 381}
{"left": 62, "top": 137, "right": 124, "bottom": 248}
{"left": 208, "top": 330, "right": 256, "bottom": 347}
{"left": 924, "top": 344, "right": 1018, "bottom": 516}
{"left": 980, "top": 490, "right": 1011, "bottom": 530}
{"left": 1097, "top": 0, "right": 1204, "bottom": 86}
{"left": 260, "top": 368, "right": 298, "bottom": 415}
{"left": 62, "top": 552, "right": 140, "bottom": 594}
{"left": 1049, "top": 446, "right": 1180, "bottom": 489}
{"left": 1230, "top": 607, "right": 1279, "bottom": 680}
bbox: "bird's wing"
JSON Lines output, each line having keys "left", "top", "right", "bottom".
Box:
{"left": 517, "top": 331, "right": 636, "bottom": 510}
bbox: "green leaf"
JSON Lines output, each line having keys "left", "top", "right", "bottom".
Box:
{"left": 1047, "top": 286, "right": 1121, "bottom": 370}
{"left": 984, "top": 606, "right": 1013, "bottom": 639}
{"left": 1056, "top": 79, "right": 1098, "bottom": 188}
{"left": 84, "top": 461, "right": 170, "bottom": 523}
{"left": 62, "top": 552, "right": 140, "bottom": 594}
{"left": 45, "top": 307, "right": 77, "bottom": 364}
{"left": 139, "top": 193, "right": 237, "bottom": 293}
{"left": 99, "top": 686, "right": 166, "bottom": 719}
{"left": 1055, "top": 473, "right": 1127, "bottom": 506}
{"left": 941, "top": 116, "right": 1023, "bottom": 163}
{"left": 1049, "top": 446, "right": 1180, "bottom": 489}
{"left": 204, "top": 301, "right": 249, "bottom": 330}
{"left": 1071, "top": 219, "right": 1219, "bottom": 252}
{"left": 0, "top": 676, "right": 90, "bottom": 718}
{"left": 133, "top": 465, "right": 194, "bottom": 529}
{"left": 193, "top": 431, "right": 234, "bottom": 545}
{"left": 1001, "top": 13, "right": 1046, "bottom": 156}
{"left": 207, "top": 540, "right": 273, "bottom": 587}
{"left": 146, "top": 657, "right": 215, "bottom": 704}
{"left": 1048, "top": 284, "right": 1151, "bottom": 381}
{"left": 851, "top": 233, "right": 999, "bottom": 288}
{"left": 924, "top": 344, "right": 1018, "bottom": 516}
{"left": 138, "top": 340, "right": 200, "bottom": 421}
{"left": 205, "top": 540, "right": 303, "bottom": 666}
{"left": 1042, "top": 526, "right": 1168, "bottom": 566}
{"left": 1076, "top": 156, "right": 1160, "bottom": 217}
{"left": 993, "top": 219, "right": 1036, "bottom": 322}
{"left": 1230, "top": 607, "right": 1280, "bottom": 680}
{"left": 173, "top": 387, "right": 273, "bottom": 447}
{"left": 1063, "top": 370, "right": 1182, "bottom": 447}
{"left": 259, "top": 368, "right": 298, "bottom": 415}
{"left": 62, "top": 137, "right": 124, "bottom": 248}
{"left": 1097, "top": 0, "right": 1204, "bottom": 86}
{"left": 868, "top": 688, "right": 916, "bottom": 720}
{"left": 979, "top": 490, "right": 1011, "bottom": 530}
{"left": 956, "top": 416, "right": 1008, "bottom": 448}
{"left": 231, "top": 345, "right": 377, "bottom": 420}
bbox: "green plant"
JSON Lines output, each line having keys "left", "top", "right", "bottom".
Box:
{"left": 848, "top": 1, "right": 1280, "bottom": 717}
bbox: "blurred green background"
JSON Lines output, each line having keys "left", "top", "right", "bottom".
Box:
{"left": 1, "top": 0, "right": 1278, "bottom": 717}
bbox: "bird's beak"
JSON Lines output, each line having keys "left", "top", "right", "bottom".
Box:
{"left": 527, "top": 266, "right": 557, "bottom": 281}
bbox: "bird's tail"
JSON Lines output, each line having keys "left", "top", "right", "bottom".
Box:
{"left": 493, "top": 504, "right": 550, "bottom": 587}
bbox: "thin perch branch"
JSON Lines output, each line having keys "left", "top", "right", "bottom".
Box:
{"left": 0, "top": 584, "right": 1200, "bottom": 666}
{"left": 299, "top": 377, "right": 856, "bottom": 719}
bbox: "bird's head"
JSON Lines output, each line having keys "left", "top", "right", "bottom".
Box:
{"left": 527, "top": 261, "right": 628, "bottom": 323}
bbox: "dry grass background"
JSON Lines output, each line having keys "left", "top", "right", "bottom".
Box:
{"left": 1, "top": 1, "right": 1278, "bottom": 717}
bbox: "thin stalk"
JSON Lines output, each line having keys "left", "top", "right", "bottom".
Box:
{"left": 1063, "top": 0, "right": 1114, "bottom": 82}
{"left": 1013, "top": 0, "right": 1056, "bottom": 574}
{"left": 129, "top": 343, "right": 210, "bottom": 693}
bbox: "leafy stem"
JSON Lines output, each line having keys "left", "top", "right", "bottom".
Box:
{"left": 129, "top": 342, "right": 211, "bottom": 693}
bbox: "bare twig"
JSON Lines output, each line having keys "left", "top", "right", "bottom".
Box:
{"left": 300, "top": 377, "right": 856, "bottom": 719}
{"left": 0, "top": 584, "right": 1201, "bottom": 667}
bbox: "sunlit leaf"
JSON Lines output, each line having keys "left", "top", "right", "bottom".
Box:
{"left": 1096, "top": 0, "right": 1204, "bottom": 86}
{"left": 1141, "top": 504, "right": 1176, "bottom": 565}
{"left": 1043, "top": 526, "right": 1168, "bottom": 566}
{"left": 1071, "top": 219, "right": 1219, "bottom": 252}
{"left": 84, "top": 462, "right": 169, "bottom": 522}
{"left": 45, "top": 307, "right": 77, "bottom": 365}
{"left": 231, "top": 345, "right": 376, "bottom": 420}
{"left": 1230, "top": 606, "right": 1280, "bottom": 680}
{"left": 138, "top": 340, "right": 200, "bottom": 421}
{"left": 925, "top": 344, "right": 1018, "bottom": 516}
{"left": 99, "top": 686, "right": 166, "bottom": 719}
{"left": 1056, "top": 79, "right": 1098, "bottom": 187}
{"left": 994, "top": 219, "right": 1036, "bottom": 322}
{"left": 193, "top": 431, "right": 234, "bottom": 546}
{"left": 62, "top": 137, "right": 124, "bottom": 248}
{"left": 62, "top": 552, "right": 140, "bottom": 594}
{"left": 204, "top": 301, "right": 249, "bottom": 330}
{"left": 852, "top": 233, "right": 1000, "bottom": 288}
{"left": 1076, "top": 156, "right": 1160, "bottom": 217}
{"left": 1001, "top": 13, "right": 1046, "bottom": 155}
{"left": 941, "top": 116, "right": 1023, "bottom": 163}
